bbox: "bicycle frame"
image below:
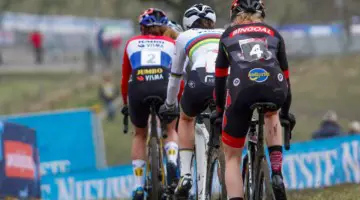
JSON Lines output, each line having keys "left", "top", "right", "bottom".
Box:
{"left": 246, "top": 113, "right": 266, "bottom": 200}
{"left": 193, "top": 111, "right": 224, "bottom": 200}
{"left": 146, "top": 106, "right": 165, "bottom": 180}
{"left": 194, "top": 120, "right": 211, "bottom": 200}
{"left": 244, "top": 103, "right": 292, "bottom": 200}
{"left": 145, "top": 101, "right": 173, "bottom": 199}
{"left": 122, "top": 95, "right": 175, "bottom": 199}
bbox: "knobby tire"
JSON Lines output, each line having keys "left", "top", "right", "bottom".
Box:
{"left": 149, "top": 137, "right": 161, "bottom": 200}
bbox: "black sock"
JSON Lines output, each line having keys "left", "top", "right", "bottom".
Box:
{"left": 268, "top": 145, "right": 283, "bottom": 175}
{"left": 229, "top": 198, "right": 244, "bottom": 200}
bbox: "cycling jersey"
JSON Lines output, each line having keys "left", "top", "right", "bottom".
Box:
{"left": 165, "top": 28, "right": 224, "bottom": 106}
{"left": 121, "top": 35, "right": 175, "bottom": 104}
{"left": 215, "top": 22, "right": 292, "bottom": 148}
{"left": 121, "top": 35, "right": 175, "bottom": 128}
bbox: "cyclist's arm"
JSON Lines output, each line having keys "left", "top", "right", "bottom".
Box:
{"left": 215, "top": 40, "right": 229, "bottom": 112}
{"left": 277, "top": 35, "right": 292, "bottom": 115}
{"left": 121, "top": 46, "right": 131, "bottom": 105}
{"left": 165, "top": 35, "right": 187, "bottom": 106}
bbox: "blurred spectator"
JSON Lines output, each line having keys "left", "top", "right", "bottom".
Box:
{"left": 99, "top": 72, "right": 119, "bottom": 121}
{"left": 29, "top": 30, "right": 43, "bottom": 64}
{"left": 312, "top": 110, "right": 343, "bottom": 139}
{"left": 348, "top": 121, "right": 360, "bottom": 135}
{"left": 97, "top": 29, "right": 112, "bottom": 68}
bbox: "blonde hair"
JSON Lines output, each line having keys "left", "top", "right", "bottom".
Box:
{"left": 142, "top": 26, "right": 168, "bottom": 36}
{"left": 141, "top": 26, "right": 179, "bottom": 40}
{"left": 232, "top": 12, "right": 264, "bottom": 25}
{"left": 163, "top": 28, "right": 179, "bottom": 40}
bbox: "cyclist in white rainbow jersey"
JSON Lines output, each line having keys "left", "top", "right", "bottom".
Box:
{"left": 159, "top": 4, "right": 224, "bottom": 198}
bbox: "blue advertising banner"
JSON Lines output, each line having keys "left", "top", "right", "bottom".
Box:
{"left": 282, "top": 135, "right": 360, "bottom": 189}
{"left": 4, "top": 109, "right": 97, "bottom": 176}
{"left": 40, "top": 135, "right": 360, "bottom": 199}
{"left": 41, "top": 166, "right": 133, "bottom": 200}
{"left": 0, "top": 122, "right": 41, "bottom": 198}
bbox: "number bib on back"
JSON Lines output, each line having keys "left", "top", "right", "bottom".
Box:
{"left": 125, "top": 35, "right": 175, "bottom": 70}
{"left": 141, "top": 50, "right": 161, "bottom": 66}
{"left": 238, "top": 38, "right": 272, "bottom": 62}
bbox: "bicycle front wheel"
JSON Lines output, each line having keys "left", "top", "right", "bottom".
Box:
{"left": 149, "top": 137, "right": 161, "bottom": 200}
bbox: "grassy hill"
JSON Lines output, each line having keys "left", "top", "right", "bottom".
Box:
{"left": 0, "top": 72, "right": 89, "bottom": 114}
{"left": 290, "top": 54, "right": 360, "bottom": 141}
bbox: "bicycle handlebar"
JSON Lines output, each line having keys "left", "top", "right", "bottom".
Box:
{"left": 200, "top": 113, "right": 211, "bottom": 119}
{"left": 199, "top": 111, "right": 217, "bottom": 120}
{"left": 123, "top": 114, "right": 129, "bottom": 134}
{"left": 281, "top": 119, "right": 291, "bottom": 150}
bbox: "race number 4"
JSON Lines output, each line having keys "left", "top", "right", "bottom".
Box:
{"left": 141, "top": 50, "right": 161, "bottom": 66}
{"left": 238, "top": 38, "right": 272, "bottom": 62}
{"left": 249, "top": 44, "right": 264, "bottom": 59}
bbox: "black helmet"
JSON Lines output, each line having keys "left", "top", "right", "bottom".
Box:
{"left": 230, "top": 0, "right": 265, "bottom": 20}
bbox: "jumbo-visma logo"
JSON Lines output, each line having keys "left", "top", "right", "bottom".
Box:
{"left": 248, "top": 68, "right": 270, "bottom": 83}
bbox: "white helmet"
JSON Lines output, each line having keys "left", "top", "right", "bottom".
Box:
{"left": 167, "top": 20, "right": 184, "bottom": 33}
{"left": 183, "top": 4, "right": 216, "bottom": 30}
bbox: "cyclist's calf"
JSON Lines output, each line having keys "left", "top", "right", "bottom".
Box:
{"left": 134, "top": 126, "right": 148, "bottom": 138}
{"left": 132, "top": 127, "right": 148, "bottom": 160}
{"left": 180, "top": 111, "right": 195, "bottom": 122}
{"left": 164, "top": 120, "right": 178, "bottom": 143}
{"left": 178, "top": 112, "right": 196, "bottom": 148}
{"left": 223, "top": 143, "right": 244, "bottom": 198}
{"left": 264, "top": 111, "right": 282, "bottom": 146}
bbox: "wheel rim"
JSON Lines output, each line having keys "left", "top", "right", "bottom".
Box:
{"left": 209, "top": 160, "right": 222, "bottom": 199}
{"left": 260, "top": 172, "right": 265, "bottom": 200}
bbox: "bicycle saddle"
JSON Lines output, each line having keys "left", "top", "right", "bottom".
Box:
{"left": 143, "top": 96, "right": 164, "bottom": 106}
{"left": 250, "top": 102, "right": 278, "bottom": 112}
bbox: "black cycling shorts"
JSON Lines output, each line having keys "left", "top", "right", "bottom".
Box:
{"left": 180, "top": 69, "right": 214, "bottom": 117}
{"left": 128, "top": 67, "right": 169, "bottom": 128}
{"left": 222, "top": 66, "right": 288, "bottom": 148}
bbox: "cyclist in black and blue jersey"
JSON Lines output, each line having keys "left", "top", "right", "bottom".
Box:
{"left": 214, "top": 1, "right": 296, "bottom": 200}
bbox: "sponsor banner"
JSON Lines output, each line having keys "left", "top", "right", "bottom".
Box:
{"left": 3, "top": 109, "right": 99, "bottom": 176}
{"left": 0, "top": 122, "right": 40, "bottom": 198}
{"left": 283, "top": 135, "right": 360, "bottom": 189}
{"left": 40, "top": 135, "right": 360, "bottom": 198}
{"left": 41, "top": 166, "right": 133, "bottom": 200}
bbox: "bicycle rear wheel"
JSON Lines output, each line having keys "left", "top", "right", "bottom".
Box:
{"left": 253, "top": 159, "right": 274, "bottom": 200}
{"left": 149, "top": 137, "right": 161, "bottom": 200}
{"left": 206, "top": 144, "right": 227, "bottom": 199}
